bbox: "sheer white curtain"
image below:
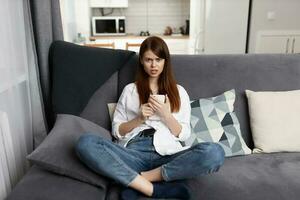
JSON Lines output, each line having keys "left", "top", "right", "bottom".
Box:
{"left": 0, "top": 0, "right": 47, "bottom": 199}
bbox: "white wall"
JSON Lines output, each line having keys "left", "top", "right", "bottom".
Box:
{"left": 75, "top": 0, "right": 91, "bottom": 40}
{"left": 248, "top": 0, "right": 300, "bottom": 53}
{"left": 60, "top": 0, "right": 90, "bottom": 42}
{"left": 60, "top": 0, "right": 77, "bottom": 42}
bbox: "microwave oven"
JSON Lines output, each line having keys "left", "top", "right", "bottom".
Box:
{"left": 92, "top": 16, "right": 126, "bottom": 36}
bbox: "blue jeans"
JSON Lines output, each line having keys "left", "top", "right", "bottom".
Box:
{"left": 75, "top": 132, "right": 225, "bottom": 186}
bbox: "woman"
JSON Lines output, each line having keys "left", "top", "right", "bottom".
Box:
{"left": 75, "top": 36, "right": 225, "bottom": 200}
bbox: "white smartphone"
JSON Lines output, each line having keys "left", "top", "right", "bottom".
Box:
{"left": 148, "top": 94, "right": 166, "bottom": 120}
{"left": 151, "top": 94, "right": 165, "bottom": 103}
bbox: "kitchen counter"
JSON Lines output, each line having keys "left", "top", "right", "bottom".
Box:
{"left": 87, "top": 34, "right": 190, "bottom": 54}
{"left": 89, "top": 34, "right": 189, "bottom": 41}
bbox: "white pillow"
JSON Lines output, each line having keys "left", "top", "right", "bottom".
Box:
{"left": 107, "top": 103, "right": 117, "bottom": 121}
{"left": 246, "top": 90, "right": 300, "bottom": 153}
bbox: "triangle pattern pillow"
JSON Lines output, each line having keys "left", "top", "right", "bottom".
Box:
{"left": 185, "top": 89, "right": 251, "bottom": 157}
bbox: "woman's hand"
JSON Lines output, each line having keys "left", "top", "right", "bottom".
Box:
{"left": 148, "top": 95, "right": 171, "bottom": 120}
{"left": 139, "top": 103, "right": 154, "bottom": 121}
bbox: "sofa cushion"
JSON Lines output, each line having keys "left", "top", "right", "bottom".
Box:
{"left": 80, "top": 72, "right": 118, "bottom": 130}
{"left": 186, "top": 152, "right": 300, "bottom": 200}
{"left": 186, "top": 90, "right": 251, "bottom": 157}
{"left": 6, "top": 166, "right": 107, "bottom": 200}
{"left": 106, "top": 153, "right": 300, "bottom": 200}
{"left": 49, "top": 41, "right": 135, "bottom": 119}
{"left": 27, "top": 114, "right": 111, "bottom": 188}
{"left": 246, "top": 90, "right": 300, "bottom": 153}
{"left": 107, "top": 103, "right": 117, "bottom": 121}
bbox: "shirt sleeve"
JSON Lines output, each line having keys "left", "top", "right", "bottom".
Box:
{"left": 172, "top": 86, "right": 191, "bottom": 142}
{"left": 112, "top": 85, "right": 129, "bottom": 139}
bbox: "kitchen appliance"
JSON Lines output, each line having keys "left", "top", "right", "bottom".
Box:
{"left": 92, "top": 16, "right": 125, "bottom": 36}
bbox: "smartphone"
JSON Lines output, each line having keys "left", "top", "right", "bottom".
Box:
{"left": 151, "top": 94, "right": 165, "bottom": 103}
{"left": 148, "top": 94, "right": 166, "bottom": 120}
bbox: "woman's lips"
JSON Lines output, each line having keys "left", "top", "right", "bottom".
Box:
{"left": 150, "top": 70, "right": 158, "bottom": 74}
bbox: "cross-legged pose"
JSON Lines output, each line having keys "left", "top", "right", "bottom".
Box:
{"left": 75, "top": 36, "right": 225, "bottom": 200}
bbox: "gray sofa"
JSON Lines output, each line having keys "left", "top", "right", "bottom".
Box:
{"left": 7, "top": 41, "right": 300, "bottom": 200}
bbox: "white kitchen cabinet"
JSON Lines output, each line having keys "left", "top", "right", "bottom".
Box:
{"left": 165, "top": 39, "right": 189, "bottom": 55}
{"left": 255, "top": 31, "right": 300, "bottom": 54}
{"left": 291, "top": 36, "right": 300, "bottom": 54}
{"left": 89, "top": 0, "right": 128, "bottom": 8}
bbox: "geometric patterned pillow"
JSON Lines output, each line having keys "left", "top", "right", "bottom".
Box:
{"left": 185, "top": 89, "right": 252, "bottom": 157}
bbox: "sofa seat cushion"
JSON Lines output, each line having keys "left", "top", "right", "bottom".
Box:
{"left": 6, "top": 166, "right": 107, "bottom": 200}
{"left": 187, "top": 152, "right": 300, "bottom": 200}
{"left": 105, "top": 153, "right": 300, "bottom": 200}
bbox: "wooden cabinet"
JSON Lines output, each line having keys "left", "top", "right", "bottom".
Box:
{"left": 255, "top": 31, "right": 300, "bottom": 54}
{"left": 89, "top": 0, "right": 128, "bottom": 8}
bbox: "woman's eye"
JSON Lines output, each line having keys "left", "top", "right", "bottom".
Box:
{"left": 156, "top": 58, "right": 162, "bottom": 62}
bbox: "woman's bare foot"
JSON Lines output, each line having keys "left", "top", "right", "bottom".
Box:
{"left": 141, "top": 167, "right": 163, "bottom": 182}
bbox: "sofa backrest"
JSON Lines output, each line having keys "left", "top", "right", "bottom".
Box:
{"left": 49, "top": 41, "right": 135, "bottom": 130}
{"left": 49, "top": 41, "right": 300, "bottom": 149}
{"left": 119, "top": 54, "right": 300, "bottom": 148}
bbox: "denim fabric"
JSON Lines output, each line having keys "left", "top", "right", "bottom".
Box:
{"left": 75, "top": 132, "right": 225, "bottom": 186}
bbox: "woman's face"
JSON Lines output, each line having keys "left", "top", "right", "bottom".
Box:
{"left": 141, "top": 50, "right": 165, "bottom": 79}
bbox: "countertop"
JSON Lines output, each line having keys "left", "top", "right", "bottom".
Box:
{"left": 90, "top": 34, "right": 189, "bottom": 40}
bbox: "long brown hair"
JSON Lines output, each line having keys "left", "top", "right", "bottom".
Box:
{"left": 136, "top": 36, "right": 180, "bottom": 112}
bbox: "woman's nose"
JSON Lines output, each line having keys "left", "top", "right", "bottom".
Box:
{"left": 151, "top": 61, "right": 156, "bottom": 67}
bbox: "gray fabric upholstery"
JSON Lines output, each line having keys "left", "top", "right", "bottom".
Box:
{"left": 6, "top": 166, "right": 106, "bottom": 200}
{"left": 27, "top": 114, "right": 111, "bottom": 188}
{"left": 170, "top": 54, "right": 300, "bottom": 148}
{"left": 7, "top": 42, "right": 300, "bottom": 200}
{"left": 187, "top": 152, "right": 300, "bottom": 200}
{"left": 118, "top": 54, "right": 300, "bottom": 148}
{"left": 107, "top": 153, "right": 300, "bottom": 200}
{"left": 49, "top": 41, "right": 135, "bottom": 128}
{"left": 80, "top": 72, "right": 119, "bottom": 131}
{"left": 118, "top": 55, "right": 138, "bottom": 96}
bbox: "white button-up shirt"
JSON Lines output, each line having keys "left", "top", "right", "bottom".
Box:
{"left": 112, "top": 83, "right": 191, "bottom": 155}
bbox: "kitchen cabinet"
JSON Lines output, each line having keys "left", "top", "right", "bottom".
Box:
{"left": 255, "top": 31, "right": 300, "bottom": 54}
{"left": 291, "top": 36, "right": 300, "bottom": 54}
{"left": 164, "top": 39, "right": 189, "bottom": 55}
{"left": 89, "top": 0, "right": 128, "bottom": 8}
